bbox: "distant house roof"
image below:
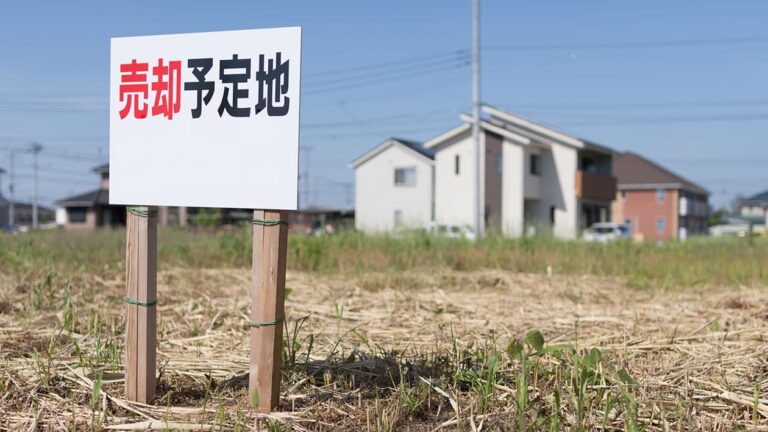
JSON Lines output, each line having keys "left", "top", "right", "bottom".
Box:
{"left": 742, "top": 189, "right": 768, "bottom": 204}
{"left": 56, "top": 189, "right": 109, "bottom": 207}
{"left": 580, "top": 139, "right": 616, "bottom": 156}
{"left": 423, "top": 117, "right": 531, "bottom": 149}
{"left": 482, "top": 105, "right": 586, "bottom": 149}
{"left": 92, "top": 163, "right": 109, "bottom": 175}
{"left": 424, "top": 105, "right": 614, "bottom": 156}
{"left": 10, "top": 202, "right": 55, "bottom": 214}
{"left": 349, "top": 138, "right": 434, "bottom": 169}
{"left": 613, "top": 152, "right": 708, "bottom": 195}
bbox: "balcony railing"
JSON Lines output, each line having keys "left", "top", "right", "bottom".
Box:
{"left": 575, "top": 170, "right": 617, "bottom": 202}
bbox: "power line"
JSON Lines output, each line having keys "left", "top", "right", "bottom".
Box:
{"left": 556, "top": 112, "right": 768, "bottom": 126}
{"left": 302, "top": 124, "right": 457, "bottom": 140}
{"left": 484, "top": 35, "right": 768, "bottom": 51}
{"left": 660, "top": 158, "right": 768, "bottom": 166}
{"left": 304, "top": 61, "right": 469, "bottom": 95}
{"left": 16, "top": 164, "right": 98, "bottom": 177}
{"left": 40, "top": 150, "right": 104, "bottom": 162}
{"left": 502, "top": 98, "right": 768, "bottom": 111}
{"left": 14, "top": 173, "right": 94, "bottom": 185}
{"left": 303, "top": 109, "right": 458, "bottom": 129}
{"left": 304, "top": 54, "right": 469, "bottom": 88}
{"left": 14, "top": 169, "right": 94, "bottom": 181}
{"left": 310, "top": 49, "right": 469, "bottom": 78}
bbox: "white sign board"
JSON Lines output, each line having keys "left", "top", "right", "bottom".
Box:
{"left": 109, "top": 27, "right": 301, "bottom": 210}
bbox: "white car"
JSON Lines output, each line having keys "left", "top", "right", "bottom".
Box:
{"left": 429, "top": 223, "right": 477, "bottom": 241}
{"left": 582, "top": 223, "right": 630, "bottom": 243}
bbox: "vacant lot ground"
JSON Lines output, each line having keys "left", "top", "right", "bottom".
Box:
{"left": 1, "top": 231, "right": 767, "bottom": 431}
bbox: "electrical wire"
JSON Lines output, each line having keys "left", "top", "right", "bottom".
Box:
{"left": 484, "top": 35, "right": 768, "bottom": 51}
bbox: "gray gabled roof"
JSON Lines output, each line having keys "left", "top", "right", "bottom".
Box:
{"left": 92, "top": 163, "right": 109, "bottom": 174}
{"left": 350, "top": 138, "right": 434, "bottom": 168}
{"left": 56, "top": 188, "right": 109, "bottom": 207}
{"left": 393, "top": 137, "right": 434, "bottom": 160}
{"left": 742, "top": 189, "right": 768, "bottom": 204}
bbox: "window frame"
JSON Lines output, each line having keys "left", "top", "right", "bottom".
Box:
{"left": 656, "top": 216, "right": 665, "bottom": 233}
{"left": 454, "top": 154, "right": 460, "bottom": 176}
{"left": 394, "top": 166, "right": 416, "bottom": 187}
{"left": 529, "top": 154, "right": 541, "bottom": 176}
{"left": 67, "top": 207, "right": 88, "bottom": 224}
{"left": 394, "top": 210, "right": 403, "bottom": 227}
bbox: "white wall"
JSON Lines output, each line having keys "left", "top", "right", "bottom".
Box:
{"left": 523, "top": 148, "right": 541, "bottom": 200}
{"left": 501, "top": 139, "right": 524, "bottom": 236}
{"left": 550, "top": 145, "right": 578, "bottom": 239}
{"left": 354, "top": 144, "right": 433, "bottom": 233}
{"left": 741, "top": 205, "right": 766, "bottom": 218}
{"left": 523, "top": 146, "right": 577, "bottom": 239}
{"left": 432, "top": 130, "right": 579, "bottom": 239}
{"left": 55, "top": 208, "right": 67, "bottom": 225}
{"left": 434, "top": 132, "right": 477, "bottom": 227}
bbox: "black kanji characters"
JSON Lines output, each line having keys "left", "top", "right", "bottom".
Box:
{"left": 183, "top": 58, "right": 215, "bottom": 119}
{"left": 217, "top": 54, "right": 251, "bottom": 118}
{"left": 254, "top": 52, "right": 290, "bottom": 117}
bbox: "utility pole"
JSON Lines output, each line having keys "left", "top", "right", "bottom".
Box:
{"left": 31, "top": 142, "right": 42, "bottom": 229}
{"left": 343, "top": 182, "right": 353, "bottom": 208}
{"left": 8, "top": 149, "right": 15, "bottom": 228}
{"left": 301, "top": 146, "right": 313, "bottom": 209}
{"left": 472, "top": 0, "right": 483, "bottom": 237}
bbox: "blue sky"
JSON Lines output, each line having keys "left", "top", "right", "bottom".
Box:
{"left": 1, "top": 1, "right": 766, "bottom": 209}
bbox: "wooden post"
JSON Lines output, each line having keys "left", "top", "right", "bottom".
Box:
{"left": 250, "top": 209, "right": 289, "bottom": 411}
{"left": 125, "top": 206, "right": 158, "bottom": 403}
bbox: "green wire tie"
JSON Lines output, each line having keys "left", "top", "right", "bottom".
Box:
{"left": 250, "top": 318, "right": 283, "bottom": 328}
{"left": 252, "top": 218, "right": 289, "bottom": 227}
{"left": 124, "top": 296, "right": 157, "bottom": 308}
{"left": 127, "top": 206, "right": 158, "bottom": 218}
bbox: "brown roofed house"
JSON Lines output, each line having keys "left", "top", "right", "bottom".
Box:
{"left": 611, "top": 152, "right": 709, "bottom": 241}
{"left": 56, "top": 164, "right": 189, "bottom": 230}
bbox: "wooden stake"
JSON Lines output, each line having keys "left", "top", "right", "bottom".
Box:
{"left": 250, "top": 209, "right": 289, "bottom": 411}
{"left": 125, "top": 206, "right": 157, "bottom": 403}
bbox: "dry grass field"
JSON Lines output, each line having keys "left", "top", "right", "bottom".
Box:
{"left": 1, "top": 229, "right": 767, "bottom": 431}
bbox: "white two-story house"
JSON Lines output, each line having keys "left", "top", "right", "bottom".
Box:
{"left": 350, "top": 138, "right": 434, "bottom": 232}
{"left": 351, "top": 106, "right": 616, "bottom": 239}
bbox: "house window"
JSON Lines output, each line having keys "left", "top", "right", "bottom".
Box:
{"left": 657, "top": 188, "right": 666, "bottom": 203}
{"left": 656, "top": 217, "right": 665, "bottom": 233}
{"left": 496, "top": 154, "right": 503, "bottom": 174}
{"left": 68, "top": 207, "right": 87, "bottom": 224}
{"left": 394, "top": 167, "right": 416, "bottom": 186}
{"left": 621, "top": 190, "right": 627, "bottom": 200}
{"left": 454, "top": 154, "right": 460, "bottom": 175}
{"left": 394, "top": 210, "right": 403, "bottom": 227}
{"left": 530, "top": 154, "right": 541, "bottom": 176}
{"left": 549, "top": 206, "right": 556, "bottom": 224}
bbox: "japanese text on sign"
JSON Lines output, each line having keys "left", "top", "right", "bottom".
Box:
{"left": 118, "top": 53, "right": 290, "bottom": 120}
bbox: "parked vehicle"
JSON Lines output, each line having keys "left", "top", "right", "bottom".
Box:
{"left": 582, "top": 223, "right": 630, "bottom": 243}
{"left": 428, "top": 223, "right": 477, "bottom": 241}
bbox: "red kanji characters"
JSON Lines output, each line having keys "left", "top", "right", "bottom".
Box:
{"left": 119, "top": 59, "right": 149, "bottom": 119}
{"left": 151, "top": 58, "right": 182, "bottom": 119}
